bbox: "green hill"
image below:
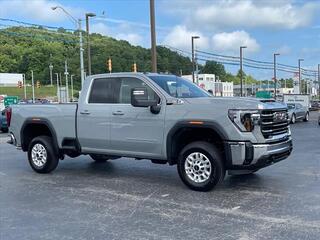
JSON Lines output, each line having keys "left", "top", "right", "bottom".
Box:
{"left": 0, "top": 26, "right": 192, "bottom": 91}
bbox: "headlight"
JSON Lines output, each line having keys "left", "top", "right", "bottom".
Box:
{"left": 228, "top": 109, "right": 260, "bottom": 132}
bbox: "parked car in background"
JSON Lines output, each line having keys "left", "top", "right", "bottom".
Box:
{"left": 0, "top": 108, "right": 8, "bottom": 132}
{"left": 311, "top": 100, "right": 320, "bottom": 110}
{"left": 287, "top": 103, "right": 309, "bottom": 124}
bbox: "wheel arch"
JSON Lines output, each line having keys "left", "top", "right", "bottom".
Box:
{"left": 166, "top": 121, "right": 228, "bottom": 165}
{"left": 20, "top": 118, "right": 59, "bottom": 154}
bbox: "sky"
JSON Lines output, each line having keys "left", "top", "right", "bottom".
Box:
{"left": 0, "top": 0, "right": 319, "bottom": 80}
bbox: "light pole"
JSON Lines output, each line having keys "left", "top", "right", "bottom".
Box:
{"left": 86, "top": 13, "right": 96, "bottom": 76}
{"left": 191, "top": 36, "right": 200, "bottom": 83}
{"left": 298, "top": 58, "right": 304, "bottom": 94}
{"left": 70, "top": 74, "right": 74, "bottom": 102}
{"left": 52, "top": 6, "right": 85, "bottom": 89}
{"left": 49, "top": 63, "right": 53, "bottom": 86}
{"left": 240, "top": 46, "right": 247, "bottom": 97}
{"left": 55, "top": 73, "right": 60, "bottom": 103}
{"left": 273, "top": 53, "right": 280, "bottom": 99}
{"left": 318, "top": 64, "right": 320, "bottom": 100}
{"left": 150, "top": 0, "right": 157, "bottom": 73}
{"left": 23, "top": 73, "right": 27, "bottom": 99}
{"left": 31, "top": 70, "right": 35, "bottom": 103}
{"left": 64, "top": 60, "right": 69, "bottom": 102}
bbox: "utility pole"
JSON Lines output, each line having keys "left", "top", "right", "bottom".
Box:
{"left": 285, "top": 78, "right": 287, "bottom": 89}
{"left": 298, "top": 59, "right": 304, "bottom": 94}
{"left": 79, "top": 19, "right": 85, "bottom": 89}
{"left": 31, "top": 70, "right": 35, "bottom": 103}
{"left": 240, "top": 46, "right": 247, "bottom": 97}
{"left": 273, "top": 53, "right": 280, "bottom": 99}
{"left": 195, "top": 52, "right": 199, "bottom": 85}
{"left": 64, "top": 60, "right": 69, "bottom": 102}
{"left": 86, "top": 13, "right": 96, "bottom": 75}
{"left": 70, "top": 74, "right": 74, "bottom": 102}
{"left": 49, "top": 63, "right": 53, "bottom": 86}
{"left": 150, "top": 0, "right": 157, "bottom": 72}
{"left": 55, "top": 73, "right": 60, "bottom": 103}
{"left": 191, "top": 36, "right": 200, "bottom": 83}
{"left": 51, "top": 6, "right": 85, "bottom": 89}
{"left": 23, "top": 74, "right": 27, "bottom": 99}
{"left": 318, "top": 64, "right": 320, "bottom": 100}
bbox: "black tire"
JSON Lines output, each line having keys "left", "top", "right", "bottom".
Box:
{"left": 177, "top": 141, "right": 225, "bottom": 192}
{"left": 90, "top": 154, "right": 109, "bottom": 163}
{"left": 28, "top": 136, "right": 59, "bottom": 173}
{"left": 303, "top": 112, "right": 309, "bottom": 122}
{"left": 291, "top": 114, "right": 296, "bottom": 124}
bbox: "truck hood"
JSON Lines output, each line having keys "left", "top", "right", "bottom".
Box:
{"left": 182, "top": 97, "right": 287, "bottom": 110}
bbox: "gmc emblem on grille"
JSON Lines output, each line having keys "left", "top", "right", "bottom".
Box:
{"left": 273, "top": 112, "right": 287, "bottom": 122}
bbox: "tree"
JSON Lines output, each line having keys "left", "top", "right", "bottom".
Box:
{"left": 201, "top": 61, "right": 226, "bottom": 79}
{"left": 0, "top": 26, "right": 193, "bottom": 90}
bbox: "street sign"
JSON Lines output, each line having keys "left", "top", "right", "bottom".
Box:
{"left": 4, "top": 96, "right": 19, "bottom": 107}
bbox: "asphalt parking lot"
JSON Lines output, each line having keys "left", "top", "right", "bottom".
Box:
{"left": 0, "top": 112, "right": 319, "bottom": 240}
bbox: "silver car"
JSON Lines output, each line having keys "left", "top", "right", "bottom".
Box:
{"left": 287, "top": 103, "right": 309, "bottom": 124}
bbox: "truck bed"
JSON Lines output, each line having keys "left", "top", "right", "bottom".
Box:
{"left": 10, "top": 103, "right": 77, "bottom": 148}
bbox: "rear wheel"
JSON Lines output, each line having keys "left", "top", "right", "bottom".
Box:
{"left": 90, "top": 154, "right": 109, "bottom": 163}
{"left": 303, "top": 112, "right": 309, "bottom": 122}
{"left": 28, "top": 136, "right": 59, "bottom": 173}
{"left": 177, "top": 141, "right": 225, "bottom": 191}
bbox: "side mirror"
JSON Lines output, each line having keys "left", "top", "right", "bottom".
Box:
{"left": 131, "top": 87, "right": 159, "bottom": 108}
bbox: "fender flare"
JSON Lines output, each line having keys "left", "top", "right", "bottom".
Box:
{"left": 20, "top": 118, "right": 59, "bottom": 153}
{"left": 166, "top": 120, "right": 229, "bottom": 165}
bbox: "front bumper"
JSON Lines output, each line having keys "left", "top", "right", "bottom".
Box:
{"left": 225, "top": 138, "right": 293, "bottom": 170}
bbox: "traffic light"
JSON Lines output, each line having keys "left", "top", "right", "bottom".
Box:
{"left": 17, "top": 81, "right": 22, "bottom": 88}
{"left": 132, "top": 63, "right": 137, "bottom": 72}
{"left": 36, "top": 81, "right": 40, "bottom": 88}
{"left": 107, "top": 58, "right": 112, "bottom": 73}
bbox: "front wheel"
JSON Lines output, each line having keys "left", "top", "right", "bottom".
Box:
{"left": 303, "top": 112, "right": 309, "bottom": 122}
{"left": 177, "top": 141, "right": 225, "bottom": 191}
{"left": 28, "top": 136, "right": 59, "bottom": 173}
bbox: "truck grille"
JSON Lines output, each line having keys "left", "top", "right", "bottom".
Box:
{"left": 260, "top": 109, "right": 289, "bottom": 138}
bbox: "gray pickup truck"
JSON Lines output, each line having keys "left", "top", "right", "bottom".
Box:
{"left": 7, "top": 73, "right": 292, "bottom": 191}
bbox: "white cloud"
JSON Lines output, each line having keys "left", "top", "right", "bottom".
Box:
{"left": 116, "top": 33, "right": 143, "bottom": 46}
{"left": 91, "top": 22, "right": 144, "bottom": 46}
{"left": 211, "top": 31, "right": 260, "bottom": 53}
{"left": 91, "top": 22, "right": 110, "bottom": 36}
{"left": 0, "top": 0, "right": 83, "bottom": 23}
{"left": 166, "top": 0, "right": 320, "bottom": 30}
{"left": 277, "top": 45, "right": 291, "bottom": 55}
{"left": 162, "top": 25, "right": 209, "bottom": 51}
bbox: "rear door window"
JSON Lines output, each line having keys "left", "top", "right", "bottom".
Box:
{"left": 88, "top": 78, "right": 115, "bottom": 103}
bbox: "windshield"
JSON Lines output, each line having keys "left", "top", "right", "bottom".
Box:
{"left": 287, "top": 103, "right": 295, "bottom": 110}
{"left": 148, "top": 75, "right": 210, "bottom": 98}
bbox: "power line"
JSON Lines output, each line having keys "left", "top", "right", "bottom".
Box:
{"left": 193, "top": 49, "right": 318, "bottom": 77}
{"left": 0, "top": 18, "right": 75, "bottom": 31}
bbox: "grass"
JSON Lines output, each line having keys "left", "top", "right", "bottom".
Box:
{"left": 0, "top": 85, "right": 77, "bottom": 99}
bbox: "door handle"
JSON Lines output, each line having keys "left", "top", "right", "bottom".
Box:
{"left": 112, "top": 111, "right": 124, "bottom": 116}
{"left": 80, "top": 110, "right": 91, "bottom": 115}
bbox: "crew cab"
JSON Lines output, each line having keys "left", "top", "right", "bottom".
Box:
{"left": 7, "top": 73, "right": 293, "bottom": 191}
